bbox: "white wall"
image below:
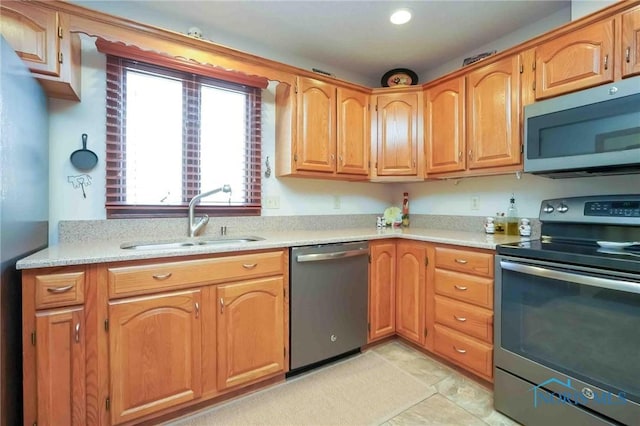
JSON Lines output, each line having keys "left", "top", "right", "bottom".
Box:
{"left": 571, "top": 0, "right": 618, "bottom": 20}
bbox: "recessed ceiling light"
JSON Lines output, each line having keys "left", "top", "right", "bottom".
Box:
{"left": 390, "top": 9, "right": 412, "bottom": 25}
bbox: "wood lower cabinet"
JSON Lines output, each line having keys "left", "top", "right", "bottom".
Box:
{"left": 217, "top": 276, "right": 285, "bottom": 390}
{"left": 108, "top": 290, "right": 202, "bottom": 425}
{"left": 35, "top": 307, "right": 86, "bottom": 425}
{"left": 395, "top": 240, "right": 426, "bottom": 345}
{"left": 0, "top": 1, "right": 81, "bottom": 100}
{"left": 535, "top": 19, "right": 614, "bottom": 99}
{"left": 368, "top": 240, "right": 396, "bottom": 342}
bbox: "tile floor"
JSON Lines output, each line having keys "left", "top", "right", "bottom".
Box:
{"left": 370, "top": 340, "right": 522, "bottom": 426}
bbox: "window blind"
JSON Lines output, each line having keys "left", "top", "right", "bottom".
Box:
{"left": 97, "top": 39, "right": 265, "bottom": 218}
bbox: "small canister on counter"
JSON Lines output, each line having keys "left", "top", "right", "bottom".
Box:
{"left": 519, "top": 218, "right": 531, "bottom": 237}
{"left": 494, "top": 212, "right": 506, "bottom": 234}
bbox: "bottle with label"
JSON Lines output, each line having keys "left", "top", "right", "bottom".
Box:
{"left": 506, "top": 194, "right": 519, "bottom": 235}
{"left": 494, "top": 212, "right": 505, "bottom": 234}
{"left": 402, "top": 192, "right": 410, "bottom": 227}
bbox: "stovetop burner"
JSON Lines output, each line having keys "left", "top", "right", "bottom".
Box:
{"left": 497, "top": 194, "right": 640, "bottom": 274}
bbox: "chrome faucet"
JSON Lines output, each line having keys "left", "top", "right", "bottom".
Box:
{"left": 188, "top": 184, "right": 232, "bottom": 237}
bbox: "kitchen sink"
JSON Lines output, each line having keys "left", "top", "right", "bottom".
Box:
{"left": 120, "top": 236, "right": 264, "bottom": 250}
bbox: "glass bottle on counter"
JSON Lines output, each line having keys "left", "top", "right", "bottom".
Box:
{"left": 402, "top": 192, "right": 410, "bottom": 227}
{"left": 494, "top": 212, "right": 505, "bottom": 234}
{"left": 506, "top": 194, "right": 519, "bottom": 235}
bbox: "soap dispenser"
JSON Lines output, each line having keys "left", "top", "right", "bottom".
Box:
{"left": 506, "top": 194, "right": 519, "bottom": 235}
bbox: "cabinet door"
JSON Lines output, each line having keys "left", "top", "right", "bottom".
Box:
{"left": 536, "top": 19, "right": 614, "bottom": 99}
{"left": 622, "top": 6, "right": 640, "bottom": 78}
{"left": 296, "top": 76, "right": 336, "bottom": 173}
{"left": 0, "top": 1, "right": 60, "bottom": 76}
{"left": 337, "top": 87, "right": 370, "bottom": 175}
{"left": 376, "top": 92, "right": 419, "bottom": 176}
{"left": 217, "top": 276, "right": 285, "bottom": 390}
{"left": 466, "top": 55, "right": 521, "bottom": 170}
{"left": 368, "top": 241, "right": 396, "bottom": 342}
{"left": 109, "top": 290, "right": 202, "bottom": 425}
{"left": 35, "top": 307, "right": 85, "bottom": 425}
{"left": 425, "top": 77, "right": 465, "bottom": 174}
{"left": 396, "top": 241, "right": 425, "bottom": 345}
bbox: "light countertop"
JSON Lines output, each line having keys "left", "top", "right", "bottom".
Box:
{"left": 16, "top": 227, "right": 527, "bottom": 269}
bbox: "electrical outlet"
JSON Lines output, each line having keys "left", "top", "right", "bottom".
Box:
{"left": 471, "top": 197, "right": 480, "bottom": 210}
{"left": 333, "top": 195, "right": 341, "bottom": 209}
{"left": 264, "top": 195, "right": 280, "bottom": 209}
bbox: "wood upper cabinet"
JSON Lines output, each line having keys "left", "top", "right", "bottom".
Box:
{"left": 337, "top": 86, "right": 370, "bottom": 175}
{"left": 368, "top": 240, "right": 396, "bottom": 342}
{"left": 622, "top": 6, "right": 640, "bottom": 78}
{"left": 372, "top": 89, "right": 424, "bottom": 179}
{"left": 425, "top": 77, "right": 466, "bottom": 174}
{"left": 108, "top": 290, "right": 202, "bottom": 425}
{"left": 466, "top": 54, "right": 522, "bottom": 170}
{"left": 276, "top": 76, "right": 370, "bottom": 179}
{"left": 0, "top": 1, "right": 81, "bottom": 100}
{"left": 395, "top": 240, "right": 426, "bottom": 345}
{"left": 217, "top": 276, "right": 285, "bottom": 390}
{"left": 296, "top": 76, "right": 336, "bottom": 173}
{"left": 535, "top": 19, "right": 614, "bottom": 99}
{"left": 35, "top": 307, "right": 86, "bottom": 426}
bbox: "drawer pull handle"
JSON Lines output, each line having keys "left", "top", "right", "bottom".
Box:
{"left": 75, "top": 323, "right": 81, "bottom": 343}
{"left": 604, "top": 54, "right": 609, "bottom": 70}
{"left": 626, "top": 47, "right": 631, "bottom": 63}
{"left": 152, "top": 272, "right": 172, "bottom": 280}
{"left": 195, "top": 302, "right": 200, "bottom": 319}
{"left": 454, "top": 346, "right": 467, "bottom": 354}
{"left": 454, "top": 258, "right": 468, "bottom": 264}
{"left": 47, "top": 285, "right": 74, "bottom": 294}
{"left": 454, "top": 285, "right": 468, "bottom": 291}
{"left": 242, "top": 263, "right": 258, "bottom": 270}
{"left": 454, "top": 315, "right": 467, "bottom": 322}
{"left": 219, "top": 298, "right": 224, "bottom": 314}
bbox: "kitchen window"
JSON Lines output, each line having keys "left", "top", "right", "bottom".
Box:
{"left": 97, "top": 40, "right": 267, "bottom": 218}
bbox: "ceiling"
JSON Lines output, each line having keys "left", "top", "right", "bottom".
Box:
{"left": 73, "top": 1, "right": 571, "bottom": 86}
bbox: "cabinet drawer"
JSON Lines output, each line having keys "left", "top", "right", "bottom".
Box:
{"left": 35, "top": 271, "right": 84, "bottom": 309}
{"left": 434, "top": 247, "right": 493, "bottom": 277}
{"left": 434, "top": 324, "right": 493, "bottom": 380}
{"left": 434, "top": 268, "right": 493, "bottom": 309}
{"left": 108, "top": 250, "right": 285, "bottom": 298}
{"left": 434, "top": 295, "right": 493, "bottom": 343}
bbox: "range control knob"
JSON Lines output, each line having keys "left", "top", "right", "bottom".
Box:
{"left": 542, "top": 204, "right": 555, "bottom": 213}
{"left": 557, "top": 203, "right": 569, "bottom": 213}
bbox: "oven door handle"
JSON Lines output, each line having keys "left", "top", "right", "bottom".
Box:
{"left": 500, "top": 260, "right": 640, "bottom": 294}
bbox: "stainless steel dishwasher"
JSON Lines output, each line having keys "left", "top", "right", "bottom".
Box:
{"left": 289, "top": 241, "right": 369, "bottom": 373}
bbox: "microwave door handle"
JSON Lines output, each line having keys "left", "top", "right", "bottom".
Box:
{"left": 499, "top": 260, "right": 640, "bottom": 295}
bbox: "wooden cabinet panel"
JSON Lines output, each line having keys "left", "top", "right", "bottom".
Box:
{"left": 217, "top": 277, "right": 285, "bottom": 390}
{"left": 433, "top": 324, "right": 493, "bottom": 380}
{"left": 35, "top": 270, "right": 84, "bottom": 309}
{"left": 0, "top": 1, "right": 59, "bottom": 76}
{"left": 434, "top": 269, "right": 493, "bottom": 309}
{"left": 536, "top": 19, "right": 615, "bottom": 99}
{"left": 434, "top": 246, "right": 493, "bottom": 278}
{"left": 466, "top": 55, "right": 521, "bottom": 169}
{"left": 434, "top": 295, "right": 493, "bottom": 343}
{"left": 368, "top": 240, "right": 396, "bottom": 342}
{"left": 296, "top": 76, "right": 336, "bottom": 173}
{"left": 108, "top": 250, "right": 285, "bottom": 298}
{"left": 35, "top": 307, "right": 86, "bottom": 425}
{"left": 337, "top": 86, "right": 370, "bottom": 175}
{"left": 425, "top": 77, "right": 466, "bottom": 174}
{"left": 109, "top": 290, "right": 202, "bottom": 424}
{"left": 395, "top": 241, "right": 425, "bottom": 345}
{"left": 622, "top": 6, "right": 640, "bottom": 78}
{"left": 376, "top": 92, "right": 420, "bottom": 176}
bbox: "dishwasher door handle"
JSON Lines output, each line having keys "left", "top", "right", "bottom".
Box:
{"left": 296, "top": 248, "right": 368, "bottom": 263}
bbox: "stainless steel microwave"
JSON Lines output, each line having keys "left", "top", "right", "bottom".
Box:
{"left": 524, "top": 76, "right": 640, "bottom": 178}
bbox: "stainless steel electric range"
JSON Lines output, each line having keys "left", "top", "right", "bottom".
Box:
{"left": 494, "top": 194, "right": 640, "bottom": 426}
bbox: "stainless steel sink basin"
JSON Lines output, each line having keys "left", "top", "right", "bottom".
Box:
{"left": 120, "top": 236, "right": 264, "bottom": 250}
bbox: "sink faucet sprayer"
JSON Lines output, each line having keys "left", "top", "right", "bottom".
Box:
{"left": 188, "top": 184, "right": 232, "bottom": 237}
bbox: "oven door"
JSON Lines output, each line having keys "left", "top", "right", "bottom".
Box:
{"left": 495, "top": 255, "right": 640, "bottom": 425}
